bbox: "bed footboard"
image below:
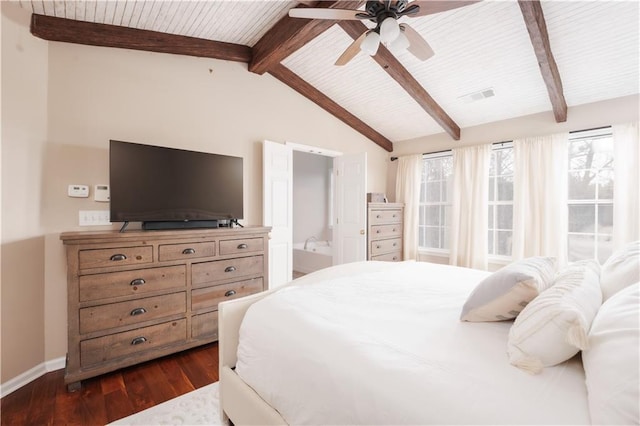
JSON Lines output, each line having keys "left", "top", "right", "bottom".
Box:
{"left": 218, "top": 291, "right": 287, "bottom": 425}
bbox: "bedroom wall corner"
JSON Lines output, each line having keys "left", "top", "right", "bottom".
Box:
{"left": 1, "top": 2, "right": 49, "bottom": 385}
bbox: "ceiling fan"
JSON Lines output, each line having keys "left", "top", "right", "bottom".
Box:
{"left": 289, "top": 0, "right": 477, "bottom": 66}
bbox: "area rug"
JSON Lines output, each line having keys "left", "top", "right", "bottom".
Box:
{"left": 109, "top": 382, "right": 221, "bottom": 425}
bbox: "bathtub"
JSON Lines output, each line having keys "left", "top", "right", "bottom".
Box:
{"left": 292, "top": 241, "right": 333, "bottom": 274}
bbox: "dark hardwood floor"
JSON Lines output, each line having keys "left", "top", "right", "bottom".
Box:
{"left": 1, "top": 342, "right": 219, "bottom": 426}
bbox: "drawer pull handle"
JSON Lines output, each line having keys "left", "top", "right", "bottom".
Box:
{"left": 376, "top": 215, "right": 381, "bottom": 218}
{"left": 110, "top": 254, "right": 127, "bottom": 262}
{"left": 224, "top": 266, "right": 237, "bottom": 273}
{"left": 131, "top": 337, "right": 147, "bottom": 345}
{"left": 182, "top": 248, "right": 196, "bottom": 255}
{"left": 130, "top": 307, "right": 147, "bottom": 316}
{"left": 393, "top": 243, "right": 397, "bottom": 247}
{"left": 376, "top": 245, "right": 381, "bottom": 249}
{"left": 376, "top": 230, "right": 380, "bottom": 234}
{"left": 225, "top": 290, "right": 237, "bottom": 297}
{"left": 237, "top": 243, "right": 248, "bottom": 249}
{"left": 130, "top": 278, "right": 146, "bottom": 286}
{"left": 393, "top": 256, "right": 398, "bottom": 261}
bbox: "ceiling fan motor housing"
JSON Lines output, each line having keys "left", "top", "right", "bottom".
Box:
{"left": 363, "top": 0, "right": 415, "bottom": 32}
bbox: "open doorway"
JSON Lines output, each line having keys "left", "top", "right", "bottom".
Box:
{"left": 292, "top": 149, "right": 334, "bottom": 277}
{"left": 263, "top": 140, "right": 367, "bottom": 289}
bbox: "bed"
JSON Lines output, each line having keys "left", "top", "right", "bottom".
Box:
{"left": 219, "top": 248, "right": 640, "bottom": 425}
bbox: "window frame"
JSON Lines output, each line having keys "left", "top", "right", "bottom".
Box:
{"left": 487, "top": 142, "right": 514, "bottom": 262}
{"left": 567, "top": 127, "right": 614, "bottom": 264}
{"left": 417, "top": 151, "right": 453, "bottom": 254}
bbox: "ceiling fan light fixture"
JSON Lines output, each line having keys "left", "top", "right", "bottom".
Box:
{"left": 379, "top": 17, "right": 400, "bottom": 43}
{"left": 360, "top": 31, "right": 381, "bottom": 56}
{"left": 389, "top": 28, "right": 410, "bottom": 51}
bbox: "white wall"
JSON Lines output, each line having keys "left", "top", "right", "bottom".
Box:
{"left": 1, "top": 4, "right": 390, "bottom": 386}
{"left": 293, "top": 151, "right": 332, "bottom": 244}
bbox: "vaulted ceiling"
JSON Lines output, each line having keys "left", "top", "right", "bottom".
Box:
{"left": 22, "top": 1, "right": 640, "bottom": 152}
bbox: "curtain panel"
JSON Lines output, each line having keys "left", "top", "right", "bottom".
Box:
{"left": 612, "top": 122, "right": 640, "bottom": 249}
{"left": 512, "top": 133, "right": 569, "bottom": 265}
{"left": 395, "top": 154, "right": 422, "bottom": 260}
{"left": 449, "top": 144, "right": 491, "bottom": 269}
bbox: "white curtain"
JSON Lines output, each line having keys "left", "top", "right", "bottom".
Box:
{"left": 395, "top": 154, "right": 422, "bottom": 260}
{"left": 612, "top": 122, "right": 640, "bottom": 248}
{"left": 449, "top": 144, "right": 491, "bottom": 269}
{"left": 512, "top": 133, "right": 569, "bottom": 265}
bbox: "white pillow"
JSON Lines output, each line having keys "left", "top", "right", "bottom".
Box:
{"left": 600, "top": 241, "right": 640, "bottom": 301}
{"left": 507, "top": 260, "right": 601, "bottom": 374}
{"left": 583, "top": 283, "right": 639, "bottom": 425}
{"left": 460, "top": 257, "right": 556, "bottom": 322}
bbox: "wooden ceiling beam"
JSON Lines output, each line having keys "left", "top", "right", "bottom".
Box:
{"left": 338, "top": 20, "right": 461, "bottom": 140}
{"left": 518, "top": 0, "right": 568, "bottom": 122}
{"left": 249, "top": 1, "right": 365, "bottom": 75}
{"left": 269, "top": 64, "right": 393, "bottom": 152}
{"left": 30, "top": 14, "right": 252, "bottom": 63}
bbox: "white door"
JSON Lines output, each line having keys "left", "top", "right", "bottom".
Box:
{"left": 333, "top": 152, "right": 367, "bottom": 265}
{"left": 263, "top": 140, "right": 293, "bottom": 289}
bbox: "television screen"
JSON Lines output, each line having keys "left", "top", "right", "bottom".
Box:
{"left": 109, "top": 140, "right": 243, "bottom": 225}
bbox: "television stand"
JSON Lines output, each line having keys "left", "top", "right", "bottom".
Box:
{"left": 142, "top": 220, "right": 219, "bottom": 230}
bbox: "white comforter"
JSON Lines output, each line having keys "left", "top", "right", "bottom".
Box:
{"left": 236, "top": 261, "right": 590, "bottom": 425}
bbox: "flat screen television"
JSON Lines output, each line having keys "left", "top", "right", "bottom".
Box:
{"left": 109, "top": 140, "right": 243, "bottom": 230}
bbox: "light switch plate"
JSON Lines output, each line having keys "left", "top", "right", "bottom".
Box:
{"left": 79, "top": 210, "right": 111, "bottom": 226}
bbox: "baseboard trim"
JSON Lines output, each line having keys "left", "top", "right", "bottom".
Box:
{"left": 0, "top": 356, "right": 65, "bottom": 398}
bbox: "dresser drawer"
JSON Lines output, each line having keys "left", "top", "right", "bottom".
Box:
{"left": 158, "top": 241, "right": 216, "bottom": 261}
{"left": 80, "top": 292, "right": 186, "bottom": 334}
{"left": 192, "top": 311, "right": 219, "bottom": 340}
{"left": 371, "top": 251, "right": 402, "bottom": 262}
{"left": 79, "top": 246, "right": 153, "bottom": 270}
{"left": 370, "top": 238, "right": 402, "bottom": 256}
{"left": 192, "top": 256, "right": 264, "bottom": 287}
{"left": 219, "top": 237, "right": 264, "bottom": 256}
{"left": 79, "top": 265, "right": 186, "bottom": 302}
{"left": 370, "top": 224, "right": 402, "bottom": 239}
{"left": 192, "top": 278, "right": 264, "bottom": 312}
{"left": 80, "top": 319, "right": 187, "bottom": 368}
{"left": 369, "top": 209, "right": 402, "bottom": 225}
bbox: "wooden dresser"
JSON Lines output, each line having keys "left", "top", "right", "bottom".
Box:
{"left": 367, "top": 203, "right": 404, "bottom": 261}
{"left": 60, "top": 226, "right": 270, "bottom": 390}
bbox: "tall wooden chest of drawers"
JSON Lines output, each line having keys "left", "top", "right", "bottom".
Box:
{"left": 60, "top": 227, "right": 270, "bottom": 390}
{"left": 367, "top": 203, "right": 404, "bottom": 261}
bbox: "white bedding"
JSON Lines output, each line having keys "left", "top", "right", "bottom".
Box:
{"left": 236, "top": 261, "right": 591, "bottom": 425}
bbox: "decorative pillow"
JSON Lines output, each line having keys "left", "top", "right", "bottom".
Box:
{"left": 460, "top": 257, "right": 556, "bottom": 322}
{"left": 600, "top": 241, "right": 640, "bottom": 301}
{"left": 507, "top": 260, "right": 601, "bottom": 374}
{"left": 583, "top": 283, "right": 639, "bottom": 425}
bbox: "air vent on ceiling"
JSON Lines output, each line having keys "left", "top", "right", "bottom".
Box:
{"left": 459, "top": 88, "right": 495, "bottom": 103}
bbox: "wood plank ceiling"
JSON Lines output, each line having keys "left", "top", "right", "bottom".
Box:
{"left": 23, "top": 1, "right": 640, "bottom": 152}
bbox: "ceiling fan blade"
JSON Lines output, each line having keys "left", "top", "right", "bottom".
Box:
{"left": 289, "top": 8, "right": 367, "bottom": 20}
{"left": 335, "top": 31, "right": 369, "bottom": 66}
{"left": 408, "top": 1, "right": 480, "bottom": 17}
{"left": 400, "top": 24, "right": 435, "bottom": 61}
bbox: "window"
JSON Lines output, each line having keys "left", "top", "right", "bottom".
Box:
{"left": 418, "top": 153, "right": 452, "bottom": 250}
{"left": 417, "top": 128, "right": 617, "bottom": 263}
{"left": 488, "top": 143, "right": 514, "bottom": 257}
{"left": 567, "top": 128, "right": 614, "bottom": 264}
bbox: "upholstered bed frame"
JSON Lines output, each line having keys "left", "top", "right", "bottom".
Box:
{"left": 218, "top": 291, "right": 287, "bottom": 425}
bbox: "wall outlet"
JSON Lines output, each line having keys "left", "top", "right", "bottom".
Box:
{"left": 79, "top": 210, "right": 111, "bottom": 226}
